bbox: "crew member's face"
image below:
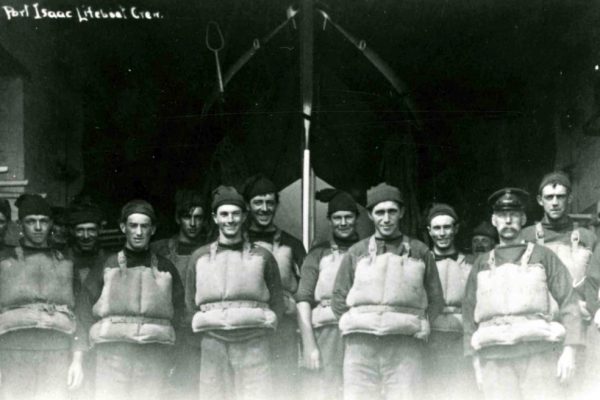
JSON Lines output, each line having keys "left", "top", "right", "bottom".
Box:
{"left": 330, "top": 210, "right": 357, "bottom": 240}
{"left": 73, "top": 222, "right": 99, "bottom": 252}
{"left": 492, "top": 211, "right": 526, "bottom": 242}
{"left": 51, "top": 223, "right": 69, "bottom": 244}
{"left": 537, "top": 184, "right": 570, "bottom": 221}
{"left": 21, "top": 215, "right": 52, "bottom": 248}
{"left": 177, "top": 206, "right": 204, "bottom": 240}
{"left": 249, "top": 193, "right": 277, "bottom": 228}
{"left": 472, "top": 235, "right": 494, "bottom": 254}
{"left": 428, "top": 215, "right": 458, "bottom": 252}
{"left": 369, "top": 201, "right": 404, "bottom": 239}
{"left": 120, "top": 213, "right": 155, "bottom": 251}
{"left": 0, "top": 212, "right": 8, "bottom": 241}
{"left": 213, "top": 204, "right": 246, "bottom": 239}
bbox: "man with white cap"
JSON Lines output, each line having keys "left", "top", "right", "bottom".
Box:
{"left": 463, "top": 188, "right": 583, "bottom": 400}
{"left": 332, "top": 182, "right": 444, "bottom": 400}
{"left": 425, "top": 203, "right": 476, "bottom": 399}
{"left": 296, "top": 189, "right": 361, "bottom": 400}
{"left": 185, "top": 185, "right": 285, "bottom": 400}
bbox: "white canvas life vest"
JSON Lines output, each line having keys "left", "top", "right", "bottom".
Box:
{"left": 431, "top": 254, "right": 472, "bottom": 333}
{"left": 191, "top": 241, "right": 277, "bottom": 332}
{"left": 90, "top": 251, "right": 175, "bottom": 345}
{"left": 312, "top": 242, "right": 345, "bottom": 328}
{"left": 0, "top": 247, "right": 76, "bottom": 335}
{"left": 471, "top": 243, "right": 565, "bottom": 350}
{"left": 252, "top": 229, "right": 299, "bottom": 315}
{"left": 339, "top": 236, "right": 430, "bottom": 338}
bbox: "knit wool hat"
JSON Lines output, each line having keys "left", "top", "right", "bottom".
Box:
{"left": 366, "top": 183, "right": 404, "bottom": 209}
{"left": 211, "top": 186, "right": 246, "bottom": 212}
{"left": 472, "top": 220, "right": 498, "bottom": 240}
{"left": 16, "top": 194, "right": 52, "bottom": 220}
{"left": 120, "top": 199, "right": 156, "bottom": 223}
{"left": 316, "top": 188, "right": 359, "bottom": 216}
{"left": 427, "top": 203, "right": 458, "bottom": 225}
{"left": 69, "top": 203, "right": 104, "bottom": 226}
{"left": 0, "top": 199, "right": 10, "bottom": 221}
{"left": 242, "top": 174, "right": 278, "bottom": 202}
{"left": 538, "top": 171, "right": 571, "bottom": 194}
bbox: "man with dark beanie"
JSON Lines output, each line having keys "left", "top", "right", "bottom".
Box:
{"left": 0, "top": 193, "right": 86, "bottom": 400}
{"left": 84, "top": 199, "right": 185, "bottom": 400}
{"left": 241, "top": 174, "right": 306, "bottom": 400}
{"left": 185, "top": 185, "right": 285, "bottom": 400}
{"left": 332, "top": 183, "right": 444, "bottom": 400}
{"left": 424, "top": 203, "right": 476, "bottom": 400}
{"left": 296, "top": 189, "right": 360, "bottom": 400}
{"left": 470, "top": 220, "right": 497, "bottom": 256}
{"left": 463, "top": 188, "right": 582, "bottom": 400}
{"left": 0, "top": 199, "right": 12, "bottom": 251}
{"left": 50, "top": 206, "right": 70, "bottom": 251}
{"left": 151, "top": 189, "right": 207, "bottom": 400}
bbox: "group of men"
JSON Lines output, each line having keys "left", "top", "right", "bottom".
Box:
{"left": 0, "top": 171, "right": 598, "bottom": 400}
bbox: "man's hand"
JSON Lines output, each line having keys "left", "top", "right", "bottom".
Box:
{"left": 556, "top": 346, "right": 576, "bottom": 384}
{"left": 472, "top": 356, "right": 483, "bottom": 391}
{"left": 302, "top": 343, "right": 321, "bottom": 370}
{"left": 67, "top": 351, "right": 84, "bottom": 390}
{"left": 594, "top": 309, "right": 600, "bottom": 330}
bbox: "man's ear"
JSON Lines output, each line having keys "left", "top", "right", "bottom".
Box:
{"left": 119, "top": 222, "right": 126, "bottom": 234}
{"left": 521, "top": 212, "right": 527, "bottom": 227}
{"left": 398, "top": 206, "right": 406, "bottom": 219}
{"left": 426, "top": 225, "right": 433, "bottom": 237}
{"left": 367, "top": 210, "right": 374, "bottom": 222}
{"left": 212, "top": 212, "right": 218, "bottom": 225}
{"left": 151, "top": 225, "right": 157, "bottom": 236}
{"left": 455, "top": 223, "right": 460, "bottom": 235}
{"left": 567, "top": 193, "right": 573, "bottom": 205}
{"left": 491, "top": 214, "right": 498, "bottom": 229}
{"left": 536, "top": 194, "right": 544, "bottom": 207}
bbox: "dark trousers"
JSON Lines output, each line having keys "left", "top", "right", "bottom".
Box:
{"left": 199, "top": 334, "right": 273, "bottom": 400}
{"left": 302, "top": 325, "right": 345, "bottom": 400}
{"left": 0, "top": 349, "right": 70, "bottom": 400}
{"left": 95, "top": 343, "right": 172, "bottom": 400}
{"left": 343, "top": 334, "right": 424, "bottom": 400}
{"left": 270, "top": 314, "right": 300, "bottom": 400}
{"left": 480, "top": 350, "right": 566, "bottom": 400}
{"left": 424, "top": 331, "right": 478, "bottom": 400}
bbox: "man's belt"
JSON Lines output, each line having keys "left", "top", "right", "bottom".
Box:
{"left": 199, "top": 300, "right": 269, "bottom": 312}
{"left": 352, "top": 304, "right": 425, "bottom": 317}
{"left": 104, "top": 316, "right": 172, "bottom": 326}
{"left": 0, "top": 303, "right": 74, "bottom": 317}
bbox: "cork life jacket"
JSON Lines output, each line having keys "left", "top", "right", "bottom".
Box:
{"left": 535, "top": 223, "right": 591, "bottom": 289}
{"left": 471, "top": 243, "right": 565, "bottom": 350}
{"left": 0, "top": 247, "right": 76, "bottom": 336}
{"left": 339, "top": 236, "right": 430, "bottom": 338}
{"left": 250, "top": 229, "right": 299, "bottom": 315}
{"left": 431, "top": 253, "right": 472, "bottom": 333}
{"left": 312, "top": 242, "right": 346, "bottom": 328}
{"left": 90, "top": 251, "right": 175, "bottom": 346}
{"left": 191, "top": 241, "right": 277, "bottom": 332}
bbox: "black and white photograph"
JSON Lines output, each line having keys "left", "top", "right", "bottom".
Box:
{"left": 0, "top": 0, "right": 599, "bottom": 399}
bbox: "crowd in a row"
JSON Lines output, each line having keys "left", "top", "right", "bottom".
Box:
{"left": 0, "top": 171, "right": 598, "bottom": 400}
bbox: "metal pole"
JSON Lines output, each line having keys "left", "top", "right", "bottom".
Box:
{"left": 300, "top": 0, "right": 314, "bottom": 251}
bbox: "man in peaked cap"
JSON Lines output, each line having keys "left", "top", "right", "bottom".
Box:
{"left": 332, "top": 182, "right": 444, "bottom": 400}
{"left": 463, "top": 188, "right": 583, "bottom": 400}
{"left": 241, "top": 174, "right": 306, "bottom": 400}
{"left": 470, "top": 220, "right": 497, "bottom": 256}
{"left": 296, "top": 189, "right": 360, "bottom": 400}
{"left": 424, "top": 203, "right": 477, "bottom": 400}
{"left": 151, "top": 189, "right": 207, "bottom": 400}
{"left": 0, "top": 194, "right": 87, "bottom": 400}
{"left": 185, "top": 185, "right": 285, "bottom": 400}
{"left": 85, "top": 199, "right": 185, "bottom": 400}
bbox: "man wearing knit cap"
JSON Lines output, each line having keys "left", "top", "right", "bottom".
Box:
{"left": 332, "top": 182, "right": 444, "bottom": 400}
{"left": 424, "top": 203, "right": 476, "bottom": 400}
{"left": 296, "top": 188, "right": 360, "bottom": 400}
{"left": 241, "top": 174, "right": 306, "bottom": 400}
{"left": 0, "top": 199, "right": 12, "bottom": 251}
{"left": 185, "top": 185, "right": 285, "bottom": 400}
{"left": 463, "top": 188, "right": 583, "bottom": 400}
{"left": 85, "top": 199, "right": 185, "bottom": 400}
{"left": 151, "top": 189, "right": 207, "bottom": 400}
{"left": 50, "top": 206, "right": 70, "bottom": 251}
{"left": 0, "top": 193, "right": 87, "bottom": 400}
{"left": 470, "top": 220, "right": 497, "bottom": 256}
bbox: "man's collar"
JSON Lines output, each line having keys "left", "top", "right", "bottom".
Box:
{"left": 434, "top": 252, "right": 459, "bottom": 261}
{"left": 541, "top": 214, "right": 572, "bottom": 230}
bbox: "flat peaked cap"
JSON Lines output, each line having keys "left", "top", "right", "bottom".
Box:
{"left": 488, "top": 188, "right": 529, "bottom": 212}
